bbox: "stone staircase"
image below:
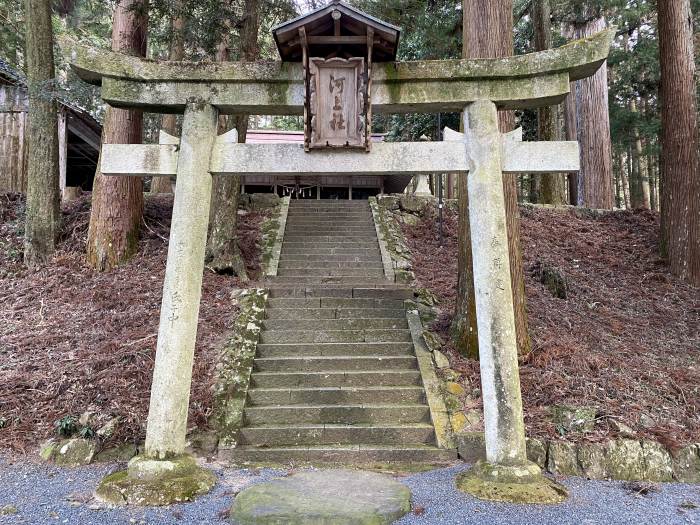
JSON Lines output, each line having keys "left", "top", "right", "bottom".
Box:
{"left": 228, "top": 200, "right": 455, "bottom": 466}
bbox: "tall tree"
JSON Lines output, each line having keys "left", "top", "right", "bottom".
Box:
{"left": 206, "top": 0, "right": 261, "bottom": 276}
{"left": 658, "top": 0, "right": 700, "bottom": 286}
{"left": 86, "top": 0, "right": 148, "bottom": 270}
{"left": 565, "top": 10, "right": 614, "bottom": 209}
{"left": 23, "top": 0, "right": 60, "bottom": 266}
{"left": 454, "top": 0, "right": 531, "bottom": 357}
{"left": 152, "top": 0, "right": 184, "bottom": 194}
{"left": 533, "top": 0, "right": 567, "bottom": 205}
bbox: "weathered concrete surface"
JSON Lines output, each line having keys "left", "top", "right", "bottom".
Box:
{"left": 456, "top": 461, "right": 568, "bottom": 504}
{"left": 101, "top": 139, "right": 579, "bottom": 178}
{"left": 262, "top": 197, "right": 289, "bottom": 277}
{"left": 65, "top": 29, "right": 613, "bottom": 113}
{"left": 463, "top": 100, "right": 527, "bottom": 467}
{"left": 406, "top": 311, "right": 453, "bottom": 450}
{"left": 143, "top": 102, "right": 218, "bottom": 460}
{"left": 229, "top": 470, "right": 411, "bottom": 524}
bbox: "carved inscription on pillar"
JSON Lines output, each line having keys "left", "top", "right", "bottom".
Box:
{"left": 307, "top": 57, "right": 367, "bottom": 150}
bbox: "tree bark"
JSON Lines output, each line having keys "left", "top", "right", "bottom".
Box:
{"left": 533, "top": 0, "right": 566, "bottom": 205}
{"left": 567, "top": 16, "right": 614, "bottom": 209}
{"left": 629, "top": 98, "right": 651, "bottom": 210}
{"left": 152, "top": 0, "right": 184, "bottom": 194}
{"left": 23, "top": 0, "right": 60, "bottom": 266}
{"left": 454, "top": 0, "right": 531, "bottom": 357}
{"left": 658, "top": 0, "right": 700, "bottom": 286}
{"left": 206, "top": 0, "right": 261, "bottom": 277}
{"left": 86, "top": 0, "right": 147, "bottom": 270}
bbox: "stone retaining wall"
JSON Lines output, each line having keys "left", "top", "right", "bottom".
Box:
{"left": 211, "top": 288, "right": 268, "bottom": 448}
{"left": 457, "top": 432, "right": 699, "bottom": 483}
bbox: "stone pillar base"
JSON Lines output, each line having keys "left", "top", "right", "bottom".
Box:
{"left": 95, "top": 454, "right": 216, "bottom": 506}
{"left": 456, "top": 460, "right": 568, "bottom": 504}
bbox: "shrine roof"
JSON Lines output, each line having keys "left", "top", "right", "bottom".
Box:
{"left": 272, "top": 0, "right": 400, "bottom": 62}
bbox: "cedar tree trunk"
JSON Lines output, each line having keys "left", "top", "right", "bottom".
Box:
{"left": 152, "top": 0, "right": 184, "bottom": 194}
{"left": 658, "top": 0, "right": 700, "bottom": 286}
{"left": 206, "top": 0, "right": 261, "bottom": 277}
{"left": 454, "top": 0, "right": 531, "bottom": 357}
{"left": 23, "top": 0, "right": 60, "bottom": 266}
{"left": 86, "top": 0, "right": 148, "bottom": 270}
{"left": 533, "top": 0, "right": 566, "bottom": 205}
{"left": 568, "top": 16, "right": 614, "bottom": 209}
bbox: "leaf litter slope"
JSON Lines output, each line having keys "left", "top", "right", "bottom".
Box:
{"left": 0, "top": 193, "right": 266, "bottom": 452}
{"left": 404, "top": 205, "right": 699, "bottom": 448}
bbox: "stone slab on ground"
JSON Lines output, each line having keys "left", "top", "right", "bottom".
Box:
{"left": 229, "top": 469, "right": 411, "bottom": 524}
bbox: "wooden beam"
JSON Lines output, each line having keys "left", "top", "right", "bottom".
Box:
{"left": 307, "top": 35, "right": 369, "bottom": 45}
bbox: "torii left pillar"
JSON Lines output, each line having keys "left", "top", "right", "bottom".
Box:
{"left": 96, "top": 101, "right": 218, "bottom": 505}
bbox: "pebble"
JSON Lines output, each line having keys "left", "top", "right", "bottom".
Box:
{"left": 0, "top": 456, "right": 698, "bottom": 524}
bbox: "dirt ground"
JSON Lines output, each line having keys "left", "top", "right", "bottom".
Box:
{"left": 404, "top": 205, "right": 699, "bottom": 448}
{"left": 0, "top": 193, "right": 265, "bottom": 452}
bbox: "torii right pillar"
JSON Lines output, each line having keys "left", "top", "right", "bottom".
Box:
{"left": 456, "top": 100, "right": 567, "bottom": 503}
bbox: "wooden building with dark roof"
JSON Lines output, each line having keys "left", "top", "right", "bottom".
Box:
{"left": 0, "top": 58, "right": 101, "bottom": 197}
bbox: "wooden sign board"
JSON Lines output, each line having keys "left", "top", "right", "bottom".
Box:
{"left": 308, "top": 57, "right": 368, "bottom": 150}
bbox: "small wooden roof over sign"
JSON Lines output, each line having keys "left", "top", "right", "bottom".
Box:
{"left": 272, "top": 0, "right": 401, "bottom": 62}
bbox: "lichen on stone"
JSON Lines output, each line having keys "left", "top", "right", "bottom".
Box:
{"left": 211, "top": 288, "right": 268, "bottom": 448}
{"left": 95, "top": 454, "right": 216, "bottom": 506}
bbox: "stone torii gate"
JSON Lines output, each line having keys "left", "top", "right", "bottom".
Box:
{"left": 66, "top": 27, "right": 614, "bottom": 504}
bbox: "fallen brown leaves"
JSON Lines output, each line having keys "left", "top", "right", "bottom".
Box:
{"left": 0, "top": 194, "right": 266, "bottom": 452}
{"left": 404, "top": 205, "right": 700, "bottom": 446}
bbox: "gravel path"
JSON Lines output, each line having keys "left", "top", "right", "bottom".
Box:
{"left": 0, "top": 456, "right": 698, "bottom": 525}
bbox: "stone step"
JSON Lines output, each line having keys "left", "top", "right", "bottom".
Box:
{"left": 280, "top": 247, "right": 380, "bottom": 255}
{"left": 243, "top": 404, "right": 431, "bottom": 425}
{"left": 259, "top": 329, "right": 412, "bottom": 344}
{"left": 288, "top": 202, "right": 369, "bottom": 208}
{"left": 283, "top": 238, "right": 378, "bottom": 245}
{"left": 250, "top": 370, "right": 422, "bottom": 388}
{"left": 286, "top": 219, "right": 374, "bottom": 228}
{"left": 285, "top": 224, "right": 377, "bottom": 232}
{"left": 262, "top": 318, "right": 408, "bottom": 331}
{"left": 238, "top": 423, "right": 435, "bottom": 447}
{"left": 256, "top": 342, "right": 415, "bottom": 358}
{"left": 286, "top": 215, "right": 373, "bottom": 221}
{"left": 266, "top": 287, "right": 414, "bottom": 299}
{"left": 285, "top": 218, "right": 375, "bottom": 227}
{"left": 265, "top": 277, "right": 392, "bottom": 286}
{"left": 267, "top": 297, "right": 406, "bottom": 309}
{"left": 265, "top": 308, "right": 405, "bottom": 320}
{"left": 277, "top": 261, "right": 384, "bottom": 270}
{"left": 254, "top": 356, "right": 417, "bottom": 372}
{"left": 222, "top": 444, "right": 457, "bottom": 466}
{"left": 286, "top": 210, "right": 373, "bottom": 216}
{"left": 276, "top": 269, "right": 385, "bottom": 278}
{"left": 247, "top": 386, "right": 426, "bottom": 405}
{"left": 280, "top": 254, "right": 381, "bottom": 262}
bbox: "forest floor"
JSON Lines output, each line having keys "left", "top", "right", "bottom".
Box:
{"left": 404, "top": 205, "right": 699, "bottom": 449}
{"left": 0, "top": 193, "right": 267, "bottom": 452}
{"left": 0, "top": 195, "right": 698, "bottom": 454}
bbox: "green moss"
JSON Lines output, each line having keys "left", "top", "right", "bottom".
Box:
{"left": 95, "top": 455, "right": 216, "bottom": 506}
{"left": 456, "top": 460, "right": 567, "bottom": 504}
{"left": 265, "top": 82, "right": 291, "bottom": 107}
{"left": 211, "top": 288, "right": 268, "bottom": 446}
